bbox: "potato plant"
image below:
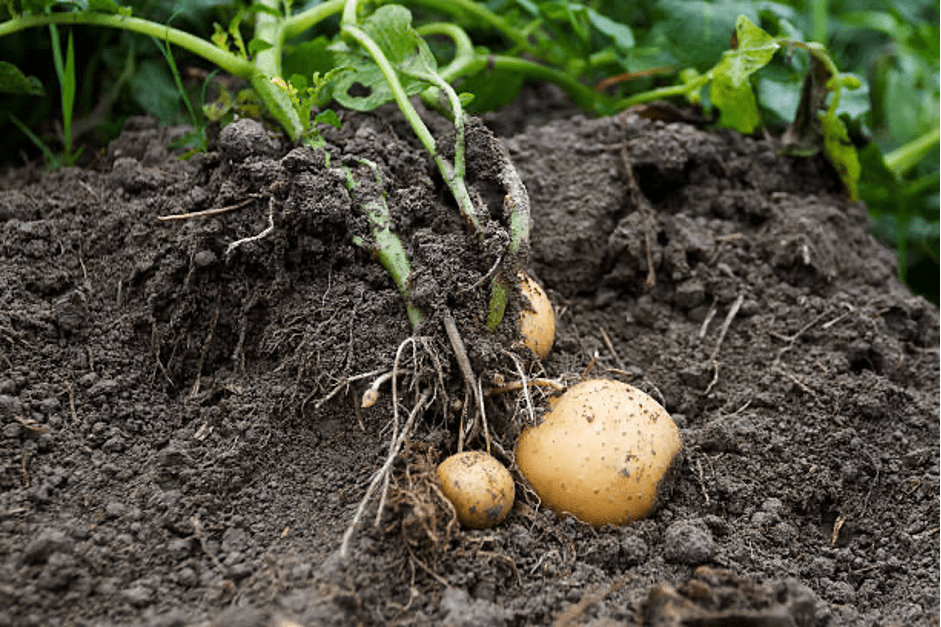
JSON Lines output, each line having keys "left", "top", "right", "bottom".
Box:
{"left": 0, "top": 0, "right": 885, "bottom": 329}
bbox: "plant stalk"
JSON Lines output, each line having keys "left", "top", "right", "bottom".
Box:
{"left": 0, "top": 12, "right": 255, "bottom": 78}
{"left": 341, "top": 21, "right": 483, "bottom": 235}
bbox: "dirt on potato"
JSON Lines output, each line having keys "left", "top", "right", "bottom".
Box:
{"left": 0, "top": 100, "right": 938, "bottom": 627}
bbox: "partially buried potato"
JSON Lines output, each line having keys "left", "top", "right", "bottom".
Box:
{"left": 518, "top": 272, "right": 555, "bottom": 360}
{"left": 515, "top": 379, "right": 683, "bottom": 526}
{"left": 437, "top": 451, "right": 515, "bottom": 529}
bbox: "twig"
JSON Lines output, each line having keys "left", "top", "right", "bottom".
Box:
{"left": 830, "top": 514, "right": 846, "bottom": 546}
{"left": 774, "top": 366, "right": 821, "bottom": 404}
{"left": 156, "top": 195, "right": 261, "bottom": 221}
{"left": 821, "top": 303, "right": 855, "bottom": 329}
{"left": 598, "top": 326, "right": 626, "bottom": 372}
{"left": 579, "top": 352, "right": 599, "bottom": 380}
{"left": 476, "top": 378, "right": 490, "bottom": 455}
{"left": 698, "top": 300, "right": 718, "bottom": 339}
{"left": 696, "top": 459, "right": 711, "bottom": 506}
{"left": 442, "top": 311, "right": 481, "bottom": 452}
{"left": 708, "top": 294, "right": 744, "bottom": 363}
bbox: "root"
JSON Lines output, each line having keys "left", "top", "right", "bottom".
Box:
{"left": 314, "top": 368, "right": 387, "bottom": 410}
{"left": 340, "top": 387, "right": 430, "bottom": 560}
{"left": 340, "top": 335, "right": 444, "bottom": 561}
{"left": 502, "top": 350, "right": 535, "bottom": 425}
{"left": 442, "top": 311, "right": 488, "bottom": 453}
{"left": 225, "top": 196, "right": 276, "bottom": 256}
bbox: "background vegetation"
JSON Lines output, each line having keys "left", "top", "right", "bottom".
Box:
{"left": 1, "top": 0, "right": 937, "bottom": 303}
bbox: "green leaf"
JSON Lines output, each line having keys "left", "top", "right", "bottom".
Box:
{"left": 711, "top": 77, "right": 760, "bottom": 133}
{"left": 587, "top": 8, "right": 634, "bottom": 52}
{"left": 228, "top": 12, "right": 247, "bottom": 59}
{"left": 821, "top": 112, "right": 861, "bottom": 200}
{"left": 459, "top": 67, "right": 523, "bottom": 113}
{"left": 709, "top": 15, "right": 779, "bottom": 133}
{"left": 245, "top": 3, "right": 281, "bottom": 17}
{"left": 129, "top": 58, "right": 185, "bottom": 125}
{"left": 314, "top": 108, "right": 341, "bottom": 129}
{"left": 657, "top": 0, "right": 761, "bottom": 71}
{"left": 211, "top": 23, "right": 229, "bottom": 53}
{"left": 283, "top": 37, "right": 335, "bottom": 82}
{"left": 0, "top": 61, "right": 45, "bottom": 95}
{"left": 202, "top": 83, "right": 233, "bottom": 122}
{"left": 332, "top": 5, "right": 439, "bottom": 111}
{"left": 714, "top": 16, "right": 779, "bottom": 88}
{"left": 757, "top": 76, "right": 800, "bottom": 122}
{"left": 248, "top": 38, "right": 273, "bottom": 57}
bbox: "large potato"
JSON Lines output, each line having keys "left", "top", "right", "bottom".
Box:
{"left": 515, "top": 379, "right": 683, "bottom": 526}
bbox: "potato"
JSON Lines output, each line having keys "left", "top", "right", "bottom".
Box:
{"left": 436, "top": 451, "right": 515, "bottom": 529}
{"left": 519, "top": 272, "right": 555, "bottom": 360}
{"left": 515, "top": 379, "right": 683, "bottom": 526}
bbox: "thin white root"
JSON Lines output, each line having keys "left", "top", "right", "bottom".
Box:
{"left": 156, "top": 195, "right": 261, "bottom": 221}
{"left": 339, "top": 390, "right": 429, "bottom": 561}
{"left": 315, "top": 368, "right": 386, "bottom": 410}
{"left": 503, "top": 349, "right": 535, "bottom": 426}
{"left": 476, "top": 378, "right": 491, "bottom": 455}
{"left": 225, "top": 196, "right": 275, "bottom": 256}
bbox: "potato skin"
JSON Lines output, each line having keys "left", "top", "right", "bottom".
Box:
{"left": 519, "top": 273, "right": 555, "bottom": 360}
{"left": 436, "top": 451, "right": 515, "bottom": 529}
{"left": 515, "top": 379, "right": 683, "bottom": 526}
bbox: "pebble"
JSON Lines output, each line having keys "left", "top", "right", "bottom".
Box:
{"left": 663, "top": 519, "right": 716, "bottom": 565}
{"left": 122, "top": 584, "right": 154, "bottom": 607}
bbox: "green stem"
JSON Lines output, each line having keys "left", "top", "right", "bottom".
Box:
{"left": 414, "top": 22, "right": 475, "bottom": 82}
{"left": 254, "top": 0, "right": 284, "bottom": 77}
{"left": 347, "top": 162, "right": 424, "bottom": 328}
{"left": 0, "top": 11, "right": 307, "bottom": 139}
{"left": 613, "top": 74, "right": 710, "bottom": 109}
{"left": 341, "top": 21, "right": 483, "bottom": 235}
{"left": 811, "top": 0, "right": 828, "bottom": 44}
{"left": 282, "top": 0, "right": 345, "bottom": 39}
{"left": 486, "top": 279, "right": 509, "bottom": 331}
{"left": 0, "top": 12, "right": 255, "bottom": 79}
{"left": 442, "top": 54, "right": 609, "bottom": 114}
{"left": 251, "top": 0, "right": 304, "bottom": 140}
{"left": 884, "top": 126, "right": 941, "bottom": 178}
{"left": 382, "top": 0, "right": 533, "bottom": 53}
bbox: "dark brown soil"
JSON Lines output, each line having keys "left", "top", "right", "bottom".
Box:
{"left": 0, "top": 105, "right": 938, "bottom": 627}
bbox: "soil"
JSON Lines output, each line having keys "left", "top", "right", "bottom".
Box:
{"left": 0, "top": 100, "right": 938, "bottom": 627}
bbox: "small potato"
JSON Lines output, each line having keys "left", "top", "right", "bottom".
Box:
{"left": 519, "top": 272, "right": 555, "bottom": 360}
{"left": 515, "top": 379, "right": 683, "bottom": 526}
{"left": 436, "top": 451, "right": 515, "bottom": 529}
